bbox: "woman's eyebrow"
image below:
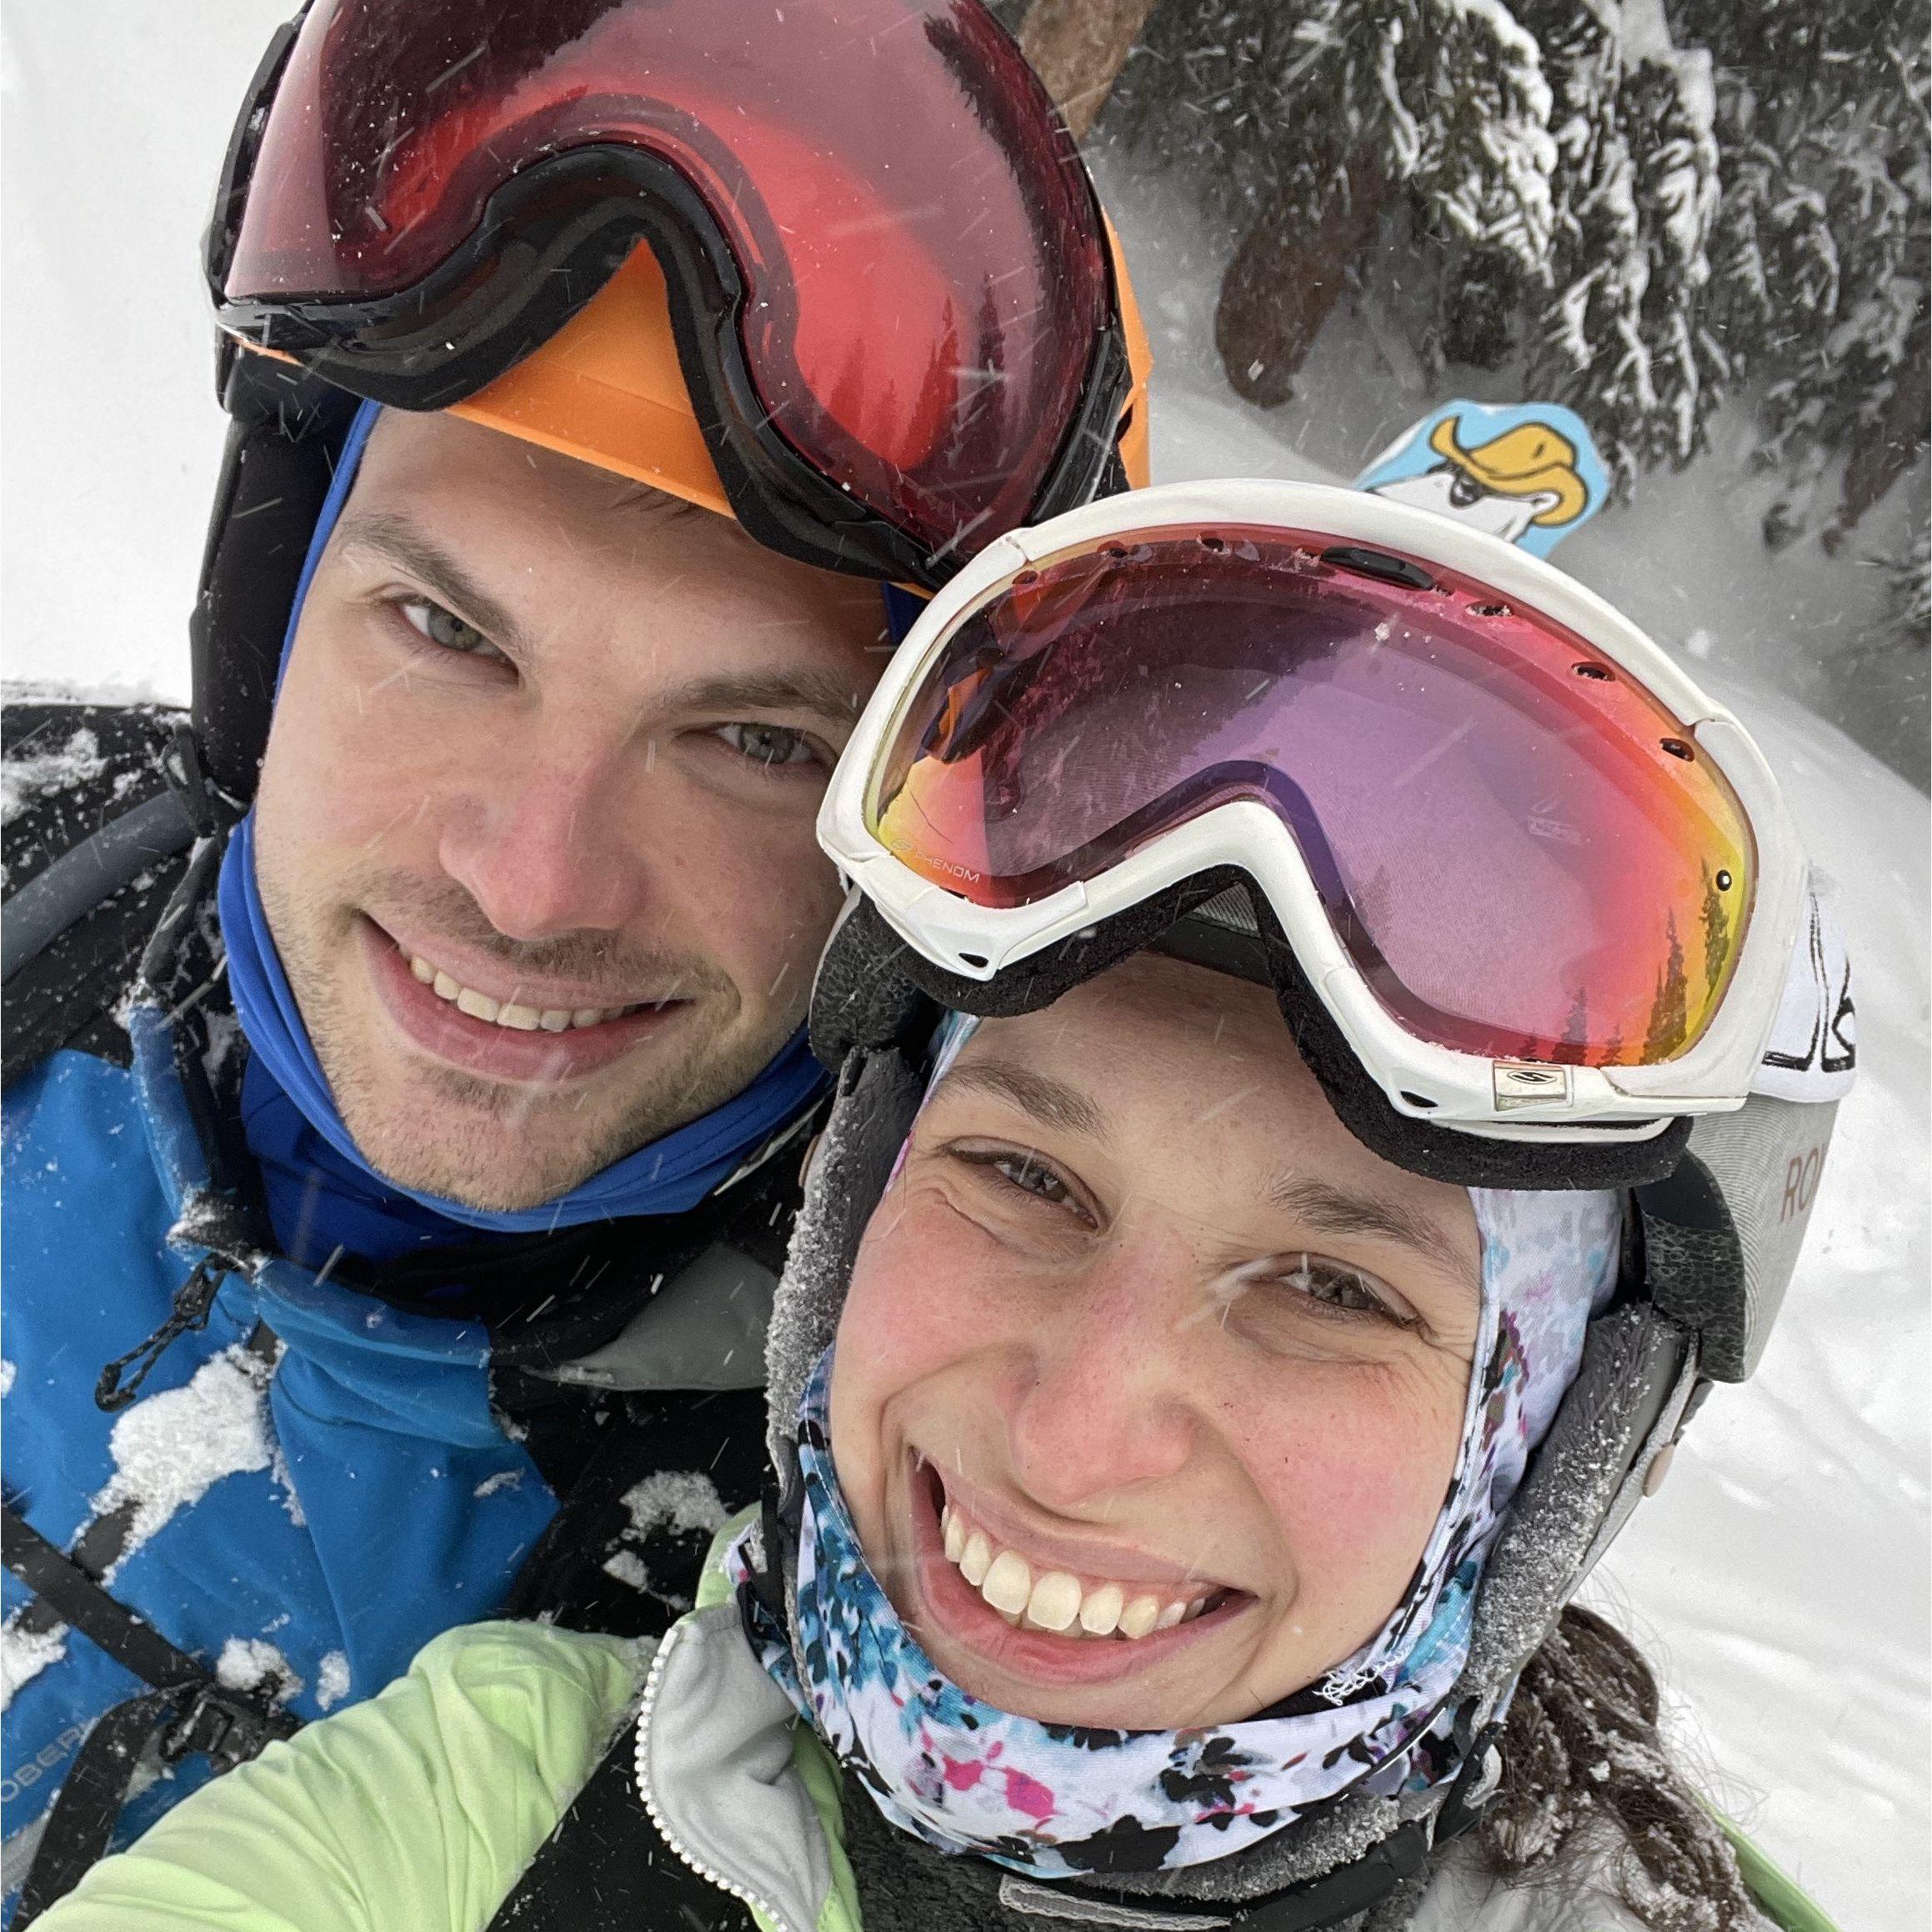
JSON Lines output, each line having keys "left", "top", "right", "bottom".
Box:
{"left": 1269, "top": 1176, "right": 1479, "bottom": 1290}
{"left": 935, "top": 1059, "right": 1108, "bottom": 1139}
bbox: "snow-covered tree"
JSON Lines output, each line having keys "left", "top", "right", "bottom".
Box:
{"left": 1097, "top": 0, "right": 1925, "bottom": 516}
{"left": 1110, "top": 1, "right": 1559, "bottom": 411}
{"left": 1680, "top": 0, "right": 1930, "bottom": 550}
{"left": 1511, "top": 0, "right": 1723, "bottom": 491}
{"left": 1839, "top": 516, "right": 1932, "bottom": 786}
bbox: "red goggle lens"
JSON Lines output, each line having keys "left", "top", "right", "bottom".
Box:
{"left": 223, "top": 0, "right": 1110, "bottom": 565}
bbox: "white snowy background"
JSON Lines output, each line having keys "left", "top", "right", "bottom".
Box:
{"left": 3, "top": 4, "right": 1925, "bottom": 1924}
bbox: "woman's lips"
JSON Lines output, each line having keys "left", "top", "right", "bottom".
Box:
{"left": 360, "top": 918, "right": 688, "bottom": 1082}
{"left": 905, "top": 1462, "right": 1250, "bottom": 1689}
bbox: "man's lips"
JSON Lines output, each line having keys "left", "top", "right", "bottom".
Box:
{"left": 359, "top": 918, "right": 688, "bottom": 1082}
{"left": 904, "top": 1462, "right": 1252, "bottom": 1689}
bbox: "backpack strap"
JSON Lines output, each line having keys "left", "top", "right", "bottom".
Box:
{"left": 2, "top": 1505, "right": 298, "bottom": 1924}
{"left": 0, "top": 789, "right": 198, "bottom": 989}
{"left": 1, "top": 709, "right": 222, "bottom": 1092}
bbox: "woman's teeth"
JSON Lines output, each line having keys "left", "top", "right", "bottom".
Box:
{"left": 405, "top": 950, "right": 641, "bottom": 1032}
{"left": 941, "top": 1501, "right": 1211, "bottom": 1641}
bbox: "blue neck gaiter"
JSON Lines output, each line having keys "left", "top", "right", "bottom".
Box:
{"left": 217, "top": 399, "right": 827, "bottom": 1268}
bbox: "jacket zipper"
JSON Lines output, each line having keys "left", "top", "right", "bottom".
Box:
{"left": 633, "top": 1619, "right": 802, "bottom": 1932}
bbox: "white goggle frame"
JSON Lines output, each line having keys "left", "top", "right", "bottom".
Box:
{"left": 819, "top": 479, "right": 1806, "bottom": 1144}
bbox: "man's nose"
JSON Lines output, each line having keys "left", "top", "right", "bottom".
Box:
{"left": 1003, "top": 1244, "right": 1199, "bottom": 1514}
{"left": 436, "top": 730, "right": 647, "bottom": 940}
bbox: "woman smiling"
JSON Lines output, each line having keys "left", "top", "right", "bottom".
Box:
{"left": 40, "top": 487, "right": 1852, "bottom": 1932}
{"left": 831, "top": 970, "right": 1501, "bottom": 1742}
{"left": 754, "top": 962, "right": 1615, "bottom": 1878}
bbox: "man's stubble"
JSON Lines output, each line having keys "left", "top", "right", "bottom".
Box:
{"left": 257, "top": 855, "right": 801, "bottom": 1211}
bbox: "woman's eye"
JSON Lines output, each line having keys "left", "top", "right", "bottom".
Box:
{"left": 944, "top": 1142, "right": 1094, "bottom": 1226}
{"left": 399, "top": 598, "right": 501, "bottom": 660}
{"left": 1273, "top": 1254, "right": 1414, "bottom": 1327}
{"left": 989, "top": 1151, "right": 1074, "bottom": 1207}
{"left": 714, "top": 722, "right": 823, "bottom": 768}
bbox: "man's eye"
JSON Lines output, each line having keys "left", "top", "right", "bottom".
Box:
{"left": 715, "top": 723, "right": 822, "bottom": 768}
{"left": 399, "top": 598, "right": 500, "bottom": 660}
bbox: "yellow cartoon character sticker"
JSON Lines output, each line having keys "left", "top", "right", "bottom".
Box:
{"left": 1354, "top": 401, "right": 1607, "bottom": 556}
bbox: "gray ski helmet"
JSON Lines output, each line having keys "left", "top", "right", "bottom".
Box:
{"left": 751, "top": 871, "right": 1851, "bottom": 1905}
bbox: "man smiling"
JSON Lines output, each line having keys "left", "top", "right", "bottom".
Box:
{"left": 244, "top": 408, "right": 880, "bottom": 1224}
{"left": 0, "top": 0, "right": 1149, "bottom": 1909}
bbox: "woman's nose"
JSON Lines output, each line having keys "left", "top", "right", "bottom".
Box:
{"left": 1002, "top": 1246, "right": 1198, "bottom": 1513}
{"left": 436, "top": 732, "right": 648, "bottom": 940}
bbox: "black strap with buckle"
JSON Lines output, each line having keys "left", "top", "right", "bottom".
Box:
{"left": 2, "top": 1504, "right": 299, "bottom": 1924}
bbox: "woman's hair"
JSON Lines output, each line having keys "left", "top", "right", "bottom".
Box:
{"left": 1478, "top": 1606, "right": 1760, "bottom": 1932}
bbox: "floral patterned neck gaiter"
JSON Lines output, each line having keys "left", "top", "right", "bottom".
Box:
{"left": 731, "top": 1178, "right": 1617, "bottom": 1880}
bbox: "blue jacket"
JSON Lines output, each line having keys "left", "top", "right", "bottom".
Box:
{"left": 1, "top": 717, "right": 801, "bottom": 1892}
{"left": 3, "top": 1006, "right": 558, "bottom": 1841}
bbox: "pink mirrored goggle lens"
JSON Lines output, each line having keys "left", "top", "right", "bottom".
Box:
{"left": 868, "top": 528, "right": 1756, "bottom": 1066}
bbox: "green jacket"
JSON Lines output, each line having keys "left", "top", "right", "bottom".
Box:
{"left": 42, "top": 1516, "right": 1830, "bottom": 1932}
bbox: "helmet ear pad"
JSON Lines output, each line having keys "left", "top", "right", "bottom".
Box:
{"left": 808, "top": 881, "right": 1692, "bottom": 1193}
{"left": 192, "top": 353, "right": 358, "bottom": 805}
{"left": 763, "top": 1044, "right": 925, "bottom": 1475}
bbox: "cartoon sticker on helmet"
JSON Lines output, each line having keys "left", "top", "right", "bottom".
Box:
{"left": 1354, "top": 400, "right": 1609, "bottom": 558}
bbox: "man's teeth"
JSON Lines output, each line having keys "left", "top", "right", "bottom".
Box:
{"left": 406, "top": 952, "right": 637, "bottom": 1031}
{"left": 940, "top": 1501, "right": 1210, "bottom": 1642}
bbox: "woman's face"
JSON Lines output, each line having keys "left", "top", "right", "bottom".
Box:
{"left": 830, "top": 953, "right": 1482, "bottom": 1732}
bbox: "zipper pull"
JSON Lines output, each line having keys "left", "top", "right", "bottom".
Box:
{"left": 95, "top": 1254, "right": 232, "bottom": 1412}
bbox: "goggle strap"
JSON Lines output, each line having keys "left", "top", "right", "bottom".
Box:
{"left": 808, "top": 891, "right": 1695, "bottom": 1193}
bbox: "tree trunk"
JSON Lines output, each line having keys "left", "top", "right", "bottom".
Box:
{"left": 1825, "top": 300, "right": 1930, "bottom": 553}
{"left": 1017, "top": 0, "right": 1159, "bottom": 141}
{"left": 1215, "top": 159, "right": 1391, "bottom": 410}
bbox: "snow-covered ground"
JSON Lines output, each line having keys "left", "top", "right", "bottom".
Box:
{"left": 3, "top": 6, "right": 1927, "bottom": 1924}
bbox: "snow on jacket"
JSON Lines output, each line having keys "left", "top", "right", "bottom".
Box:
{"left": 1, "top": 703, "right": 803, "bottom": 1894}
{"left": 36, "top": 1515, "right": 1813, "bottom": 1932}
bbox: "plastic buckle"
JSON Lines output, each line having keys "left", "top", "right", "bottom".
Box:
{"left": 1432, "top": 1721, "right": 1504, "bottom": 1844}
{"left": 163, "top": 1684, "right": 288, "bottom": 1773}
{"left": 163, "top": 1689, "right": 241, "bottom": 1768}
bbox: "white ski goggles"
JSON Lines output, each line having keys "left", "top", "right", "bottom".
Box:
{"left": 818, "top": 480, "right": 1809, "bottom": 1144}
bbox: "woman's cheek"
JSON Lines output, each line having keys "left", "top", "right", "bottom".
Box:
{"left": 1243, "top": 1364, "right": 1465, "bottom": 1599}
{"left": 830, "top": 1189, "right": 1006, "bottom": 1491}
{"left": 845, "top": 1187, "right": 1019, "bottom": 1367}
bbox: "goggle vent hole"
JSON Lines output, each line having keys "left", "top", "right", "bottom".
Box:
{"left": 1659, "top": 738, "right": 1696, "bottom": 761}
{"left": 1572, "top": 662, "right": 1615, "bottom": 681}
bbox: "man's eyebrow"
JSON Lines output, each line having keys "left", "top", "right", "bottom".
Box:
{"left": 1269, "top": 1176, "right": 1478, "bottom": 1290}
{"left": 934, "top": 1059, "right": 1108, "bottom": 1139}
{"left": 653, "top": 671, "right": 868, "bottom": 730}
{"left": 332, "top": 511, "right": 528, "bottom": 653}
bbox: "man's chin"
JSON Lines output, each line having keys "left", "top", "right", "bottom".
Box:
{"left": 343, "top": 1101, "right": 621, "bottom": 1212}
{"left": 323, "top": 1018, "right": 779, "bottom": 1215}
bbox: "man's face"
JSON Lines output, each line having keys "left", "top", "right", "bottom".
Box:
{"left": 253, "top": 410, "right": 886, "bottom": 1210}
